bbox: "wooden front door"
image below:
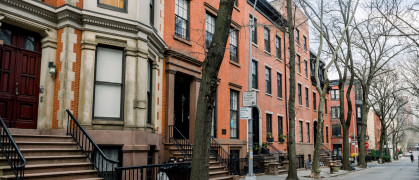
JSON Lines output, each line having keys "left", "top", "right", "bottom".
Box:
{"left": 0, "top": 24, "right": 41, "bottom": 129}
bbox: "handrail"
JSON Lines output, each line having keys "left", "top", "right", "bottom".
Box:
{"left": 168, "top": 125, "right": 193, "bottom": 160}
{"left": 115, "top": 162, "right": 192, "bottom": 180}
{"left": 0, "top": 116, "right": 26, "bottom": 179}
{"left": 66, "top": 109, "right": 119, "bottom": 179}
{"left": 210, "top": 137, "right": 230, "bottom": 171}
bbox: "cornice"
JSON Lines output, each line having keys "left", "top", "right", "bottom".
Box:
{"left": 165, "top": 50, "right": 203, "bottom": 68}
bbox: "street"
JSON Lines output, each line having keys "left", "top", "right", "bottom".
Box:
{"left": 333, "top": 151, "right": 419, "bottom": 180}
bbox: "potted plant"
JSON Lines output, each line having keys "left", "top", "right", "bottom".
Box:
{"left": 279, "top": 134, "right": 287, "bottom": 143}
{"left": 261, "top": 143, "right": 270, "bottom": 154}
{"left": 267, "top": 132, "right": 274, "bottom": 142}
{"left": 253, "top": 143, "right": 261, "bottom": 155}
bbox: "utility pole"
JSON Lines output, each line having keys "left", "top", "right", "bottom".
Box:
{"left": 246, "top": 0, "right": 258, "bottom": 180}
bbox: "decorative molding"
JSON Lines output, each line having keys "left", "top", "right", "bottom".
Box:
{"left": 96, "top": 36, "right": 127, "bottom": 47}
{"left": 83, "top": 17, "right": 137, "bottom": 32}
{"left": 125, "top": 48, "right": 148, "bottom": 59}
{"left": 1, "top": 0, "right": 57, "bottom": 21}
{"left": 166, "top": 70, "right": 176, "bottom": 75}
{"left": 165, "top": 49, "right": 202, "bottom": 67}
{"left": 81, "top": 40, "right": 98, "bottom": 50}
{"left": 229, "top": 82, "right": 242, "bottom": 90}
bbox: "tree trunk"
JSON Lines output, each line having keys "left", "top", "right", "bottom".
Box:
{"left": 190, "top": 1, "right": 235, "bottom": 179}
{"left": 358, "top": 101, "right": 369, "bottom": 167}
{"left": 311, "top": 86, "right": 327, "bottom": 179}
{"left": 286, "top": 0, "right": 298, "bottom": 179}
{"left": 378, "top": 123, "right": 385, "bottom": 162}
{"left": 342, "top": 125, "right": 350, "bottom": 169}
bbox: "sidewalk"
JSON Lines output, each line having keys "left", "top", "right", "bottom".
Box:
{"left": 240, "top": 167, "right": 367, "bottom": 180}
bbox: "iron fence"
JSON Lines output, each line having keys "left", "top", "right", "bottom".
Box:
{"left": 115, "top": 162, "right": 191, "bottom": 180}
{"left": 0, "top": 116, "right": 25, "bottom": 179}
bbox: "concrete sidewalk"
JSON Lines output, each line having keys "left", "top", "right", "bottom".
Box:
{"left": 240, "top": 167, "right": 367, "bottom": 180}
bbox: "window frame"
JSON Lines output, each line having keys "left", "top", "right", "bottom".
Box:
{"left": 206, "top": 13, "right": 216, "bottom": 48}
{"left": 278, "top": 116, "right": 283, "bottom": 141}
{"left": 230, "top": 90, "right": 239, "bottom": 139}
{"left": 98, "top": 0, "right": 128, "bottom": 13}
{"left": 250, "top": 15, "right": 257, "bottom": 44}
{"left": 265, "top": 66, "right": 271, "bottom": 94}
{"left": 298, "top": 84, "right": 302, "bottom": 105}
{"left": 303, "top": 35, "right": 307, "bottom": 51}
{"left": 306, "top": 122, "right": 310, "bottom": 143}
{"left": 304, "top": 60, "right": 308, "bottom": 78}
{"left": 147, "top": 59, "right": 153, "bottom": 124}
{"left": 150, "top": 0, "right": 154, "bottom": 26}
{"left": 266, "top": 114, "right": 272, "bottom": 140}
{"left": 277, "top": 72, "right": 282, "bottom": 98}
{"left": 92, "top": 45, "right": 126, "bottom": 121}
{"left": 296, "top": 28, "right": 300, "bottom": 44}
{"left": 331, "top": 89, "right": 340, "bottom": 100}
{"left": 264, "top": 27, "right": 270, "bottom": 53}
{"left": 175, "top": 0, "right": 190, "bottom": 40}
{"left": 252, "top": 60, "right": 258, "bottom": 89}
{"left": 275, "top": 36, "right": 281, "bottom": 59}
{"left": 326, "top": 126, "right": 329, "bottom": 143}
{"left": 313, "top": 92, "right": 317, "bottom": 111}
{"left": 332, "top": 124, "right": 342, "bottom": 137}
{"left": 305, "top": 87, "right": 309, "bottom": 108}
{"left": 230, "top": 28, "right": 239, "bottom": 63}
{"left": 331, "top": 106, "right": 340, "bottom": 119}
{"left": 297, "top": 55, "right": 301, "bottom": 74}
{"left": 299, "top": 120, "right": 303, "bottom": 142}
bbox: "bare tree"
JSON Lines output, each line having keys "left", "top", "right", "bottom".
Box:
{"left": 298, "top": 0, "right": 359, "bottom": 177}
{"left": 190, "top": 1, "right": 235, "bottom": 179}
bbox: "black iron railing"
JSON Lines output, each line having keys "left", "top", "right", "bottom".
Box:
{"left": 210, "top": 137, "right": 230, "bottom": 170}
{"left": 66, "top": 109, "right": 119, "bottom": 179}
{"left": 267, "top": 143, "right": 287, "bottom": 163}
{"left": 331, "top": 155, "right": 343, "bottom": 161}
{"left": 0, "top": 116, "right": 25, "bottom": 179}
{"left": 168, "top": 125, "right": 193, "bottom": 160}
{"left": 115, "top": 162, "right": 191, "bottom": 180}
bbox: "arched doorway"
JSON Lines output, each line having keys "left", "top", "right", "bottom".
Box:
{"left": 252, "top": 107, "right": 259, "bottom": 146}
{"left": 313, "top": 121, "right": 318, "bottom": 146}
{"left": 0, "top": 24, "right": 41, "bottom": 129}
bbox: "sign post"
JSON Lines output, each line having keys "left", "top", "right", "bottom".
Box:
{"left": 243, "top": 91, "right": 257, "bottom": 180}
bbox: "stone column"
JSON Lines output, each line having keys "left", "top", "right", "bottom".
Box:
{"left": 134, "top": 49, "right": 149, "bottom": 129}
{"left": 165, "top": 70, "right": 176, "bottom": 142}
{"left": 189, "top": 77, "right": 200, "bottom": 143}
{"left": 37, "top": 30, "right": 57, "bottom": 129}
{"left": 124, "top": 48, "right": 139, "bottom": 129}
{"left": 77, "top": 39, "right": 97, "bottom": 129}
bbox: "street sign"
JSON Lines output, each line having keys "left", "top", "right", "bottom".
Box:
{"left": 349, "top": 135, "right": 351, "bottom": 139}
{"left": 243, "top": 91, "right": 257, "bottom": 107}
{"left": 365, "top": 142, "right": 369, "bottom": 149}
{"left": 349, "top": 138, "right": 351, "bottom": 143}
{"left": 352, "top": 142, "right": 355, "bottom": 145}
{"left": 240, "top": 107, "right": 252, "bottom": 119}
{"left": 353, "top": 139, "right": 357, "bottom": 143}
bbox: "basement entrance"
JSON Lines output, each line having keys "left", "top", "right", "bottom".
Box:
{"left": 0, "top": 24, "right": 41, "bottom": 129}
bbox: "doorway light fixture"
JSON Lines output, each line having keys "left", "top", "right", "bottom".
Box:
{"left": 48, "top": 62, "right": 56, "bottom": 74}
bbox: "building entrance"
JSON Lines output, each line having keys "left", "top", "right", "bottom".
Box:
{"left": 0, "top": 24, "right": 41, "bottom": 129}
{"left": 174, "top": 74, "right": 191, "bottom": 139}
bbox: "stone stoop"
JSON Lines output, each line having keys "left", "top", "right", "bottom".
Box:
{"left": 165, "top": 143, "right": 234, "bottom": 180}
{"left": 0, "top": 129, "right": 102, "bottom": 180}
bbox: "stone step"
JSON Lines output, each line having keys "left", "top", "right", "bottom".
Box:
{"left": 10, "top": 134, "right": 73, "bottom": 142}
{"left": 0, "top": 170, "right": 99, "bottom": 180}
{"left": 0, "top": 155, "right": 89, "bottom": 165}
{"left": 15, "top": 141, "right": 79, "bottom": 149}
{"left": 17, "top": 148, "right": 83, "bottom": 156}
{"left": 209, "top": 176, "right": 234, "bottom": 180}
{"left": 209, "top": 165, "right": 225, "bottom": 172}
{"left": 209, "top": 170, "right": 230, "bottom": 179}
{"left": 0, "top": 162, "right": 93, "bottom": 176}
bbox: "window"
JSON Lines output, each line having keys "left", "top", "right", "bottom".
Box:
{"left": 94, "top": 47, "right": 124, "bottom": 120}
{"left": 325, "top": 99, "right": 328, "bottom": 114}
{"left": 303, "top": 36, "right": 307, "bottom": 51}
{"left": 175, "top": 0, "right": 189, "bottom": 40}
{"left": 264, "top": 27, "right": 270, "bottom": 53}
{"left": 333, "top": 144, "right": 342, "bottom": 156}
{"left": 250, "top": 15, "right": 257, "bottom": 44}
{"left": 331, "top": 89, "right": 339, "bottom": 100}
{"left": 298, "top": 84, "right": 302, "bottom": 105}
{"left": 230, "top": 90, "right": 239, "bottom": 139}
{"left": 0, "top": 28, "right": 12, "bottom": 45}
{"left": 277, "top": 73, "right": 282, "bottom": 98}
{"left": 299, "top": 121, "right": 303, "bottom": 142}
{"left": 306, "top": 122, "right": 310, "bottom": 143}
{"left": 357, "top": 106, "right": 361, "bottom": 118}
{"left": 150, "top": 0, "right": 154, "bottom": 26}
{"left": 331, "top": 106, "right": 340, "bottom": 118}
{"left": 296, "top": 28, "right": 300, "bottom": 44}
{"left": 297, "top": 55, "right": 301, "bottom": 74}
{"left": 326, "top": 126, "right": 329, "bottom": 143}
{"left": 234, "top": 0, "right": 238, "bottom": 6}
{"left": 304, "top": 60, "right": 308, "bottom": 78}
{"left": 276, "top": 36, "right": 281, "bottom": 59}
{"left": 305, "top": 87, "right": 309, "bottom": 108}
{"left": 265, "top": 67, "right": 271, "bottom": 94}
{"left": 356, "top": 87, "right": 362, "bottom": 100}
{"left": 266, "top": 114, "right": 272, "bottom": 140}
{"left": 322, "top": 126, "right": 324, "bottom": 143}
{"left": 147, "top": 60, "right": 153, "bottom": 124}
{"left": 211, "top": 92, "right": 217, "bottom": 137}
{"left": 313, "top": 92, "right": 317, "bottom": 110}
{"left": 332, "top": 124, "right": 341, "bottom": 136}
{"left": 278, "top": 116, "right": 283, "bottom": 141}
{"left": 230, "top": 28, "right": 238, "bottom": 62}
{"left": 206, "top": 13, "right": 216, "bottom": 48}
{"left": 98, "top": 0, "right": 126, "bottom": 11}
{"left": 252, "top": 60, "right": 258, "bottom": 89}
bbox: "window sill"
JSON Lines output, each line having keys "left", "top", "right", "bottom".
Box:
{"left": 92, "top": 119, "right": 124, "bottom": 126}
{"left": 277, "top": 97, "right": 283, "bottom": 101}
{"left": 299, "top": 105, "right": 303, "bottom": 107}
{"left": 278, "top": 142, "right": 285, "bottom": 144}
{"left": 252, "top": 43, "right": 259, "bottom": 48}
{"left": 266, "top": 93, "right": 272, "bottom": 97}
{"left": 173, "top": 35, "right": 192, "bottom": 46}
{"left": 305, "top": 77, "right": 309, "bottom": 80}
{"left": 306, "top": 107, "right": 310, "bottom": 110}
{"left": 276, "top": 58, "right": 283, "bottom": 63}
{"left": 230, "top": 60, "right": 241, "bottom": 67}
{"left": 252, "top": 88, "right": 260, "bottom": 92}
{"left": 234, "top": 5, "right": 240, "bottom": 11}
{"left": 297, "top": 72, "right": 302, "bottom": 76}
{"left": 264, "top": 50, "right": 271, "bottom": 56}
{"left": 296, "top": 43, "right": 301, "bottom": 47}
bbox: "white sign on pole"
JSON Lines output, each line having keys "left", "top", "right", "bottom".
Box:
{"left": 349, "top": 138, "right": 351, "bottom": 143}
{"left": 240, "top": 107, "right": 252, "bottom": 119}
{"left": 243, "top": 91, "right": 257, "bottom": 107}
{"left": 352, "top": 142, "right": 355, "bottom": 145}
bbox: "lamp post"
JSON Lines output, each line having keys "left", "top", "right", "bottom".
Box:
{"left": 246, "top": 1, "right": 258, "bottom": 180}
{"left": 353, "top": 112, "right": 357, "bottom": 165}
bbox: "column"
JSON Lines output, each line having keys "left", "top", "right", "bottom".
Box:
{"left": 165, "top": 70, "right": 176, "bottom": 142}
{"left": 189, "top": 77, "right": 201, "bottom": 143}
